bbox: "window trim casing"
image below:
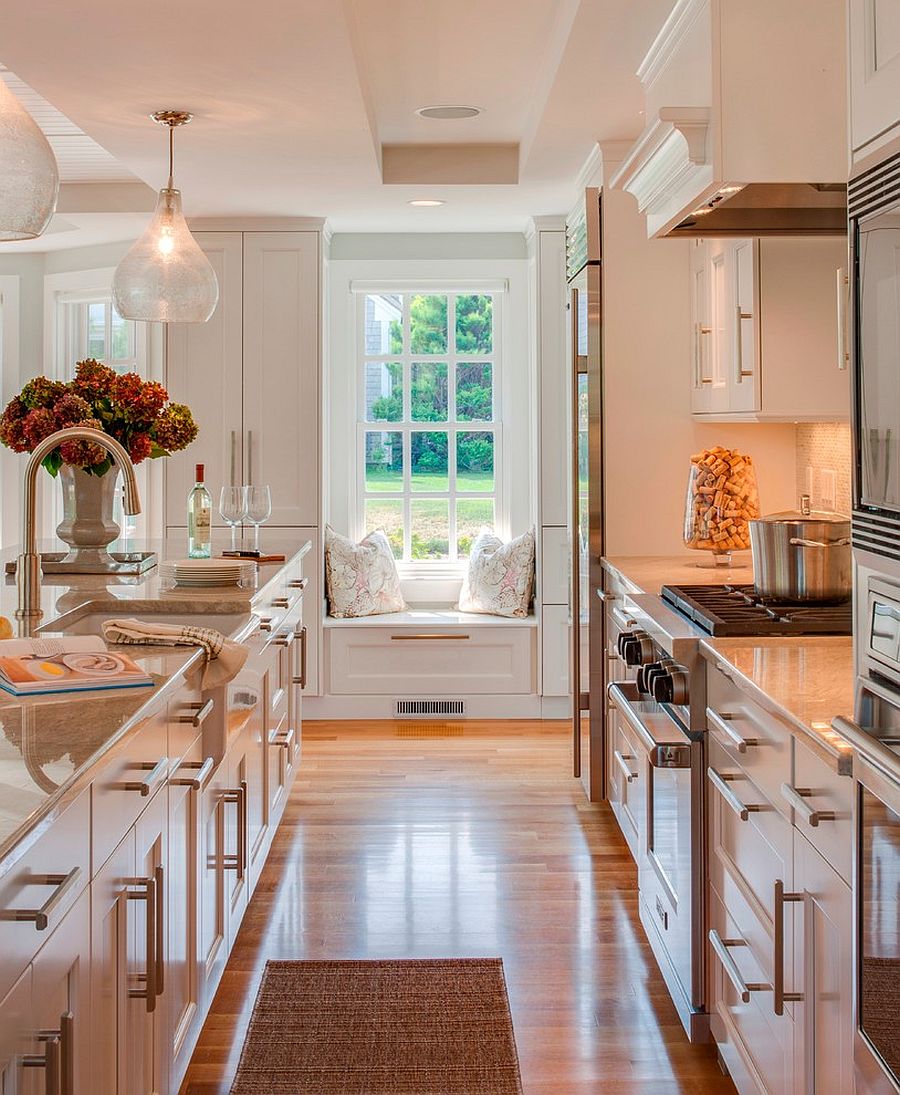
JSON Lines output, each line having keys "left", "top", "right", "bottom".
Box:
{"left": 352, "top": 282, "right": 507, "bottom": 576}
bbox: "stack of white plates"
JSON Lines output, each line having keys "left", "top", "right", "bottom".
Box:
{"left": 168, "top": 558, "right": 245, "bottom": 588}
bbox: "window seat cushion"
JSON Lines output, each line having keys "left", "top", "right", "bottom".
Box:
{"left": 324, "top": 608, "right": 536, "bottom": 628}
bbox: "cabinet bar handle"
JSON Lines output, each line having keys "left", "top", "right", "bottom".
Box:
{"left": 171, "top": 756, "right": 215, "bottom": 790}
{"left": 773, "top": 879, "right": 804, "bottom": 1015}
{"left": 707, "top": 707, "right": 758, "bottom": 753}
{"left": 120, "top": 756, "right": 169, "bottom": 797}
{"left": 288, "top": 578, "right": 308, "bottom": 590}
{"left": 60, "top": 1011, "right": 74, "bottom": 1095}
{"left": 257, "top": 616, "right": 273, "bottom": 633}
{"left": 222, "top": 783, "right": 248, "bottom": 877}
{"left": 0, "top": 866, "right": 82, "bottom": 930}
{"left": 275, "top": 629, "right": 295, "bottom": 648}
{"left": 597, "top": 589, "right": 617, "bottom": 603}
{"left": 246, "top": 429, "right": 253, "bottom": 486}
{"left": 707, "top": 766, "right": 763, "bottom": 821}
{"left": 734, "top": 304, "right": 754, "bottom": 382}
{"left": 709, "top": 929, "right": 770, "bottom": 1003}
{"left": 613, "top": 750, "right": 637, "bottom": 783}
{"left": 230, "top": 430, "right": 237, "bottom": 486}
{"left": 271, "top": 597, "right": 292, "bottom": 609}
{"left": 390, "top": 633, "right": 470, "bottom": 641}
{"left": 178, "top": 698, "right": 215, "bottom": 728}
{"left": 125, "top": 874, "right": 157, "bottom": 1013}
{"left": 292, "top": 625, "right": 308, "bottom": 688}
{"left": 270, "top": 725, "right": 295, "bottom": 752}
{"left": 779, "top": 782, "right": 835, "bottom": 827}
{"left": 22, "top": 1033, "right": 61, "bottom": 1091}
{"left": 154, "top": 864, "right": 164, "bottom": 996}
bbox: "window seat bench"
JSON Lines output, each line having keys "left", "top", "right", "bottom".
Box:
{"left": 322, "top": 609, "right": 537, "bottom": 697}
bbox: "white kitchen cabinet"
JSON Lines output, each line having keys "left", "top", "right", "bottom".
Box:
{"left": 197, "top": 755, "right": 229, "bottom": 1016}
{"left": 0, "top": 968, "right": 32, "bottom": 1093}
{"left": 689, "top": 236, "right": 850, "bottom": 421}
{"left": 789, "top": 831, "right": 853, "bottom": 1095}
{"left": 165, "top": 229, "right": 321, "bottom": 530}
{"left": 850, "top": 0, "right": 900, "bottom": 157}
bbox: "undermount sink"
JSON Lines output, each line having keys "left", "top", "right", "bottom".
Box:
{"left": 36, "top": 602, "right": 251, "bottom": 640}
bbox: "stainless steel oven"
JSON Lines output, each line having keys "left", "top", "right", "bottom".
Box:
{"left": 606, "top": 594, "right": 708, "bottom": 1043}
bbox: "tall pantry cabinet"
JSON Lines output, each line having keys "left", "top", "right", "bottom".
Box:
{"left": 165, "top": 222, "right": 323, "bottom": 693}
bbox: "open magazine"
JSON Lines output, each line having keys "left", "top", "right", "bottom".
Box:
{"left": 0, "top": 636, "right": 153, "bottom": 696}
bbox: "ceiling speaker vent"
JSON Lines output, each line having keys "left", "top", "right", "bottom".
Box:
{"left": 394, "top": 698, "right": 466, "bottom": 718}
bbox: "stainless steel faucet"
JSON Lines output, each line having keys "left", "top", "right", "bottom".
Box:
{"left": 16, "top": 427, "right": 142, "bottom": 620}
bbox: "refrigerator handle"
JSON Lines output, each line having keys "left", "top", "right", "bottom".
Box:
{"left": 570, "top": 285, "right": 582, "bottom": 780}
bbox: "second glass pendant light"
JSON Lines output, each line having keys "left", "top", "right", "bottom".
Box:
{"left": 112, "top": 110, "right": 218, "bottom": 324}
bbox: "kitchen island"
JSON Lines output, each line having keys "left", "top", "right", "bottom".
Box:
{"left": 0, "top": 538, "right": 311, "bottom": 1094}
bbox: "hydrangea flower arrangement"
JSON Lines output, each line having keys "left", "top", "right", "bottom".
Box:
{"left": 0, "top": 359, "right": 198, "bottom": 476}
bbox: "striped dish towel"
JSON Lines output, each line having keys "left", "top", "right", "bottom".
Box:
{"left": 101, "top": 618, "right": 248, "bottom": 688}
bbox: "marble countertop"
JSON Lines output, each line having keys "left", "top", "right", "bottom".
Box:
{"left": 0, "top": 535, "right": 310, "bottom": 868}
{"left": 602, "top": 553, "right": 856, "bottom": 768}
{"left": 602, "top": 553, "right": 755, "bottom": 595}
{"left": 701, "top": 636, "right": 855, "bottom": 769}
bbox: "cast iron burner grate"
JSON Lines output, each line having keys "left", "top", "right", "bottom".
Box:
{"left": 660, "top": 583, "right": 852, "bottom": 637}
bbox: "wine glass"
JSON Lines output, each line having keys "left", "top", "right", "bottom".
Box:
{"left": 219, "top": 486, "right": 245, "bottom": 551}
{"left": 244, "top": 485, "right": 272, "bottom": 551}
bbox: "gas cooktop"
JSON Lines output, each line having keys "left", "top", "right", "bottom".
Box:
{"left": 660, "top": 583, "right": 852, "bottom": 637}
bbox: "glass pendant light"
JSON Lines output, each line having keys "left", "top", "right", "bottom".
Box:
{"left": 0, "top": 76, "right": 59, "bottom": 240}
{"left": 112, "top": 110, "right": 218, "bottom": 323}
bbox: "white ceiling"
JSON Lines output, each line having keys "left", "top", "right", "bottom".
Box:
{"left": 0, "top": 0, "right": 672, "bottom": 245}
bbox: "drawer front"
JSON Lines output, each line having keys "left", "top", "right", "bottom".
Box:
{"left": 708, "top": 737, "right": 792, "bottom": 972}
{"left": 709, "top": 889, "right": 794, "bottom": 1095}
{"left": 328, "top": 627, "right": 536, "bottom": 695}
{"left": 788, "top": 738, "right": 853, "bottom": 885}
{"left": 707, "top": 666, "right": 792, "bottom": 821}
{"left": 0, "top": 788, "right": 90, "bottom": 1001}
{"left": 252, "top": 555, "right": 306, "bottom": 635}
{"left": 91, "top": 698, "right": 169, "bottom": 871}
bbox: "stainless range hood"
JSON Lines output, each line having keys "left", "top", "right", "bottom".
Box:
{"left": 665, "top": 181, "right": 847, "bottom": 237}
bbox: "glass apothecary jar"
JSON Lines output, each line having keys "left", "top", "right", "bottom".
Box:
{"left": 684, "top": 446, "right": 760, "bottom": 566}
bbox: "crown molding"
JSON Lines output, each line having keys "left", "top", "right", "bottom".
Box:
{"left": 637, "top": 0, "right": 708, "bottom": 91}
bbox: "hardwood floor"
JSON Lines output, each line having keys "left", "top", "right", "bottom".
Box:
{"left": 180, "top": 719, "right": 734, "bottom": 1094}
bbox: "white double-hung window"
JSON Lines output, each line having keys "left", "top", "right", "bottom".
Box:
{"left": 357, "top": 288, "right": 502, "bottom": 566}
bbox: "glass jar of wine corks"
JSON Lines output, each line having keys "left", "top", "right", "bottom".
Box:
{"left": 684, "top": 446, "right": 760, "bottom": 566}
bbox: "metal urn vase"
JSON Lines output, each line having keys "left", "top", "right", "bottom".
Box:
{"left": 55, "top": 464, "right": 120, "bottom": 567}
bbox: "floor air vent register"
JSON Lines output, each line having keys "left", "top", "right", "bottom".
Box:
{"left": 394, "top": 699, "right": 467, "bottom": 718}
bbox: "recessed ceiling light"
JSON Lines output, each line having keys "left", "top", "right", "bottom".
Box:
{"left": 408, "top": 199, "right": 445, "bottom": 207}
{"left": 415, "top": 105, "right": 481, "bottom": 120}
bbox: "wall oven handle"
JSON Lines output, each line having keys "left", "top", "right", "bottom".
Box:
{"left": 613, "top": 750, "right": 637, "bottom": 783}
{"left": 707, "top": 707, "right": 758, "bottom": 753}
{"left": 779, "top": 782, "right": 835, "bottom": 827}
{"left": 773, "top": 879, "right": 803, "bottom": 1015}
{"left": 709, "top": 929, "right": 770, "bottom": 1003}
{"left": 570, "top": 285, "right": 582, "bottom": 780}
{"left": 607, "top": 682, "right": 693, "bottom": 768}
{"left": 836, "top": 267, "right": 849, "bottom": 371}
{"left": 832, "top": 715, "right": 900, "bottom": 781}
{"left": 707, "top": 766, "right": 763, "bottom": 821}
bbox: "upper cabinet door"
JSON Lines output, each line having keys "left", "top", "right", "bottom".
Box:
{"left": 242, "top": 232, "right": 320, "bottom": 527}
{"left": 851, "top": 0, "right": 900, "bottom": 154}
{"left": 729, "top": 239, "right": 759, "bottom": 415}
{"left": 165, "top": 232, "right": 244, "bottom": 528}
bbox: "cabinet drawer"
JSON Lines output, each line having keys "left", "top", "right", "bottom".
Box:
{"left": 707, "top": 666, "right": 792, "bottom": 821}
{"left": 0, "top": 788, "right": 90, "bottom": 1001}
{"left": 91, "top": 698, "right": 168, "bottom": 871}
{"left": 328, "top": 626, "right": 536, "bottom": 695}
{"left": 708, "top": 737, "right": 792, "bottom": 959}
{"left": 709, "top": 888, "right": 793, "bottom": 1095}
{"left": 788, "top": 738, "right": 853, "bottom": 884}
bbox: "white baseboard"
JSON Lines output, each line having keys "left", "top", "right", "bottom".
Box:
{"left": 540, "top": 696, "right": 571, "bottom": 719}
{"left": 303, "top": 693, "right": 550, "bottom": 720}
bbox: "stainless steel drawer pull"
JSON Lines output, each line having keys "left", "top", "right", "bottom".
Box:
{"left": 288, "top": 577, "right": 308, "bottom": 590}
{"left": 125, "top": 874, "right": 158, "bottom": 1013}
{"left": 779, "top": 782, "right": 835, "bottom": 827}
{"left": 390, "top": 633, "right": 471, "bottom": 641}
{"left": 0, "top": 866, "right": 82, "bottom": 930}
{"left": 292, "top": 625, "right": 308, "bottom": 688}
{"left": 773, "top": 879, "right": 803, "bottom": 1015}
{"left": 121, "top": 756, "right": 169, "bottom": 796}
{"left": 257, "top": 616, "right": 273, "bottom": 633}
{"left": 613, "top": 750, "right": 637, "bottom": 783}
{"left": 222, "top": 782, "right": 248, "bottom": 877}
{"left": 33, "top": 1012, "right": 75, "bottom": 1095}
{"left": 178, "top": 698, "right": 215, "bottom": 728}
{"left": 275, "top": 629, "right": 295, "bottom": 648}
{"left": 709, "top": 929, "right": 770, "bottom": 1003}
{"left": 271, "top": 596, "right": 295, "bottom": 610}
{"left": 707, "top": 707, "right": 758, "bottom": 753}
{"left": 171, "top": 756, "right": 215, "bottom": 791}
{"left": 22, "top": 1033, "right": 61, "bottom": 1091}
{"left": 596, "top": 589, "right": 617, "bottom": 603}
{"left": 270, "top": 726, "right": 295, "bottom": 752}
{"left": 707, "top": 767, "right": 763, "bottom": 821}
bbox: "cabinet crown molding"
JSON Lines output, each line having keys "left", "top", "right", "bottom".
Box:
{"left": 637, "top": 0, "right": 709, "bottom": 91}
{"left": 186, "top": 217, "right": 326, "bottom": 232}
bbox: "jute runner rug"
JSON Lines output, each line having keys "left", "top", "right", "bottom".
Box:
{"left": 230, "top": 957, "right": 523, "bottom": 1094}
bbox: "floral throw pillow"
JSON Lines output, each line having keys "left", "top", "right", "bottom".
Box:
{"left": 324, "top": 526, "right": 406, "bottom": 619}
{"left": 457, "top": 529, "right": 535, "bottom": 618}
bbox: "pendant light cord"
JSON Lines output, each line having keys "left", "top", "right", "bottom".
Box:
{"left": 167, "top": 123, "right": 175, "bottom": 190}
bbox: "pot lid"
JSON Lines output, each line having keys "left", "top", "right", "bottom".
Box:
{"left": 752, "top": 510, "right": 850, "bottom": 524}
